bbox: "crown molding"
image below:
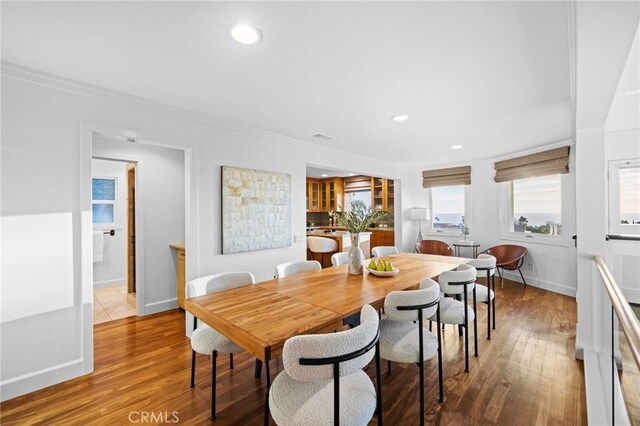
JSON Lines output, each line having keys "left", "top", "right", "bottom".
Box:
{"left": 1, "top": 61, "right": 387, "bottom": 166}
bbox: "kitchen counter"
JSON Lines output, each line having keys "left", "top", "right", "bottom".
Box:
{"left": 306, "top": 231, "right": 371, "bottom": 267}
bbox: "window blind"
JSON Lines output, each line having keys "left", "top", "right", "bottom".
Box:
{"left": 494, "top": 146, "right": 570, "bottom": 183}
{"left": 343, "top": 175, "right": 372, "bottom": 192}
{"left": 422, "top": 166, "right": 471, "bottom": 188}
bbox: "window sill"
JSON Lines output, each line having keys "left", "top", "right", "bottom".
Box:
{"left": 499, "top": 232, "right": 570, "bottom": 247}
{"left": 424, "top": 231, "right": 464, "bottom": 238}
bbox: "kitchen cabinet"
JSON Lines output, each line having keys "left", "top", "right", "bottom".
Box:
{"left": 170, "top": 243, "right": 185, "bottom": 309}
{"left": 369, "top": 230, "right": 395, "bottom": 257}
{"left": 371, "top": 178, "right": 394, "bottom": 211}
{"left": 306, "top": 179, "right": 320, "bottom": 211}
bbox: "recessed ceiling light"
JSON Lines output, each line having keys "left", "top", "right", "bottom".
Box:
{"left": 391, "top": 115, "right": 409, "bottom": 122}
{"left": 230, "top": 24, "right": 262, "bottom": 44}
{"left": 348, "top": 173, "right": 355, "bottom": 176}
{"left": 450, "top": 145, "right": 463, "bottom": 150}
{"left": 321, "top": 174, "right": 328, "bottom": 177}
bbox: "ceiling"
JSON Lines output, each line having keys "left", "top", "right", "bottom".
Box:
{"left": 2, "top": 2, "right": 577, "bottom": 164}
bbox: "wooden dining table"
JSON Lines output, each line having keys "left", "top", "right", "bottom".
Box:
{"left": 185, "top": 252, "right": 468, "bottom": 380}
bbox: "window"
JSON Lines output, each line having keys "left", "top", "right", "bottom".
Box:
{"left": 92, "top": 178, "right": 116, "bottom": 225}
{"left": 505, "top": 175, "right": 562, "bottom": 237}
{"left": 345, "top": 191, "right": 372, "bottom": 211}
{"left": 430, "top": 185, "right": 466, "bottom": 232}
{"left": 609, "top": 159, "right": 640, "bottom": 235}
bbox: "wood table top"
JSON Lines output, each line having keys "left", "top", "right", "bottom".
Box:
{"left": 185, "top": 253, "right": 468, "bottom": 362}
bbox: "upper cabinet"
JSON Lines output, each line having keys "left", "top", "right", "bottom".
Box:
{"left": 371, "top": 177, "right": 394, "bottom": 211}
{"left": 307, "top": 177, "right": 344, "bottom": 212}
{"left": 306, "top": 178, "right": 320, "bottom": 212}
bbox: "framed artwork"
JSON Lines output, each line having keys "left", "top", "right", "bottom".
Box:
{"left": 222, "top": 166, "right": 291, "bottom": 254}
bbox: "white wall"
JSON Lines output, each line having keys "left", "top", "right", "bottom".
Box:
{"left": 0, "top": 65, "right": 402, "bottom": 401}
{"left": 91, "top": 159, "right": 127, "bottom": 288}
{"left": 93, "top": 135, "right": 186, "bottom": 312}
{"left": 401, "top": 149, "right": 578, "bottom": 297}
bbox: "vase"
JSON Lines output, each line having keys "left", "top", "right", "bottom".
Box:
{"left": 348, "top": 232, "right": 364, "bottom": 275}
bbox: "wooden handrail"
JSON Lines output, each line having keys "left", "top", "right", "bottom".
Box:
{"left": 594, "top": 255, "right": 640, "bottom": 370}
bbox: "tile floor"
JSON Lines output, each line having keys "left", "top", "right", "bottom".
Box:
{"left": 93, "top": 284, "right": 136, "bottom": 324}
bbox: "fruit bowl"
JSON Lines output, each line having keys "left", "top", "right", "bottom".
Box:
{"left": 367, "top": 266, "right": 399, "bottom": 277}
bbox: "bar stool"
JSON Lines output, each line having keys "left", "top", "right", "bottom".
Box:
{"left": 307, "top": 236, "right": 338, "bottom": 268}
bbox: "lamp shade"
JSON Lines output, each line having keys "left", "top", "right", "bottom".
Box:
{"left": 410, "top": 208, "right": 429, "bottom": 221}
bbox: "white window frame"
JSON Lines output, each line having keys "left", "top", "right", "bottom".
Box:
{"left": 425, "top": 185, "right": 472, "bottom": 237}
{"left": 498, "top": 173, "right": 570, "bottom": 246}
{"left": 92, "top": 176, "right": 118, "bottom": 229}
{"left": 608, "top": 158, "right": 640, "bottom": 236}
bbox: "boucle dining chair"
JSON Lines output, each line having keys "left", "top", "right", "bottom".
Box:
{"left": 372, "top": 246, "right": 399, "bottom": 258}
{"left": 275, "top": 260, "right": 322, "bottom": 278}
{"left": 187, "top": 271, "right": 255, "bottom": 420}
{"left": 430, "top": 264, "right": 478, "bottom": 372}
{"left": 467, "top": 254, "right": 497, "bottom": 340}
{"left": 379, "top": 278, "right": 443, "bottom": 426}
{"left": 415, "top": 240, "right": 453, "bottom": 256}
{"left": 267, "top": 304, "right": 383, "bottom": 426}
{"left": 307, "top": 236, "right": 339, "bottom": 268}
{"left": 330, "top": 251, "right": 349, "bottom": 267}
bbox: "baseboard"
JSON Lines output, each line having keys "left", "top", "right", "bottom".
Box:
{"left": 501, "top": 270, "right": 576, "bottom": 297}
{"left": 93, "top": 278, "right": 126, "bottom": 289}
{"left": 0, "top": 358, "right": 83, "bottom": 402}
{"left": 144, "top": 298, "right": 178, "bottom": 315}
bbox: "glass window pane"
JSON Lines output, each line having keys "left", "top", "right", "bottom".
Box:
{"left": 92, "top": 204, "right": 114, "bottom": 224}
{"left": 512, "top": 175, "right": 561, "bottom": 235}
{"left": 345, "top": 191, "right": 372, "bottom": 211}
{"left": 619, "top": 166, "right": 640, "bottom": 225}
{"left": 92, "top": 178, "right": 116, "bottom": 201}
{"left": 432, "top": 185, "right": 465, "bottom": 230}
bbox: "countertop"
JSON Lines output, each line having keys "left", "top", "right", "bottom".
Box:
{"left": 310, "top": 226, "right": 394, "bottom": 232}
{"left": 169, "top": 243, "right": 185, "bottom": 251}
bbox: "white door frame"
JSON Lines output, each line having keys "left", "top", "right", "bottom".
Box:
{"left": 80, "top": 121, "right": 194, "bottom": 375}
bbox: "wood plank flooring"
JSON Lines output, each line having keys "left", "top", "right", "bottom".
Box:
{"left": 0, "top": 279, "right": 586, "bottom": 425}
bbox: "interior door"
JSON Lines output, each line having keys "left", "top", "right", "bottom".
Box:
{"left": 127, "top": 163, "right": 136, "bottom": 294}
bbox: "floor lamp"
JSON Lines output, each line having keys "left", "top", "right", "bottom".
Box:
{"left": 410, "top": 208, "right": 430, "bottom": 249}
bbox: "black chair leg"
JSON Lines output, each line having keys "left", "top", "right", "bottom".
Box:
{"left": 518, "top": 267, "right": 527, "bottom": 287}
{"left": 492, "top": 274, "right": 496, "bottom": 330}
{"left": 255, "top": 359, "right": 263, "bottom": 379}
{"left": 263, "top": 359, "right": 272, "bottom": 426}
{"left": 473, "top": 286, "right": 478, "bottom": 357}
{"left": 458, "top": 324, "right": 463, "bottom": 337}
{"left": 418, "top": 361, "right": 425, "bottom": 426}
{"left": 429, "top": 320, "right": 432, "bottom": 332}
{"left": 387, "top": 360, "right": 392, "bottom": 375}
{"left": 463, "top": 286, "right": 469, "bottom": 372}
{"left": 230, "top": 352, "right": 234, "bottom": 369}
{"left": 487, "top": 270, "right": 491, "bottom": 340}
{"left": 211, "top": 350, "right": 217, "bottom": 420}
{"left": 190, "top": 350, "right": 196, "bottom": 387}
{"left": 436, "top": 304, "right": 443, "bottom": 403}
{"left": 375, "top": 342, "right": 383, "bottom": 426}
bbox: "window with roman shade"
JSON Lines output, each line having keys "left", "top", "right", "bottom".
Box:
{"left": 494, "top": 146, "right": 570, "bottom": 183}
{"left": 422, "top": 166, "right": 471, "bottom": 188}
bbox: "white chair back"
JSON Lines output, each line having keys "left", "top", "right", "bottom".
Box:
{"left": 372, "top": 246, "right": 399, "bottom": 258}
{"left": 282, "top": 305, "right": 379, "bottom": 382}
{"left": 307, "top": 236, "right": 338, "bottom": 254}
{"left": 331, "top": 252, "right": 350, "bottom": 267}
{"left": 275, "top": 260, "right": 322, "bottom": 278}
{"left": 384, "top": 278, "right": 440, "bottom": 322}
{"left": 187, "top": 272, "right": 255, "bottom": 298}
{"left": 438, "top": 264, "right": 477, "bottom": 295}
{"left": 467, "top": 254, "right": 497, "bottom": 278}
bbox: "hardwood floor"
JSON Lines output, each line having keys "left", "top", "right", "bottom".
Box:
{"left": 0, "top": 279, "right": 586, "bottom": 425}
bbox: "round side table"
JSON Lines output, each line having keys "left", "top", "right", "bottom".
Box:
{"left": 453, "top": 242, "right": 480, "bottom": 258}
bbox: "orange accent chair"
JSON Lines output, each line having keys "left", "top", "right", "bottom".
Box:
{"left": 482, "top": 245, "right": 528, "bottom": 289}
{"left": 415, "top": 240, "right": 453, "bottom": 256}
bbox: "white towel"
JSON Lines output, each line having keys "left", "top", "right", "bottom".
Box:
{"left": 93, "top": 231, "right": 104, "bottom": 263}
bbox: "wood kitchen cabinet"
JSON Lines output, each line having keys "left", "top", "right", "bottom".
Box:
{"left": 306, "top": 179, "right": 320, "bottom": 212}
{"left": 170, "top": 243, "right": 185, "bottom": 309}
{"left": 371, "top": 178, "right": 394, "bottom": 211}
{"left": 320, "top": 178, "right": 344, "bottom": 212}
{"left": 369, "top": 230, "right": 395, "bottom": 257}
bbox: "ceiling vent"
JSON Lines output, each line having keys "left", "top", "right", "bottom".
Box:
{"left": 312, "top": 133, "right": 334, "bottom": 141}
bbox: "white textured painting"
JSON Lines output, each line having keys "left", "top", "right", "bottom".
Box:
{"left": 222, "top": 166, "right": 291, "bottom": 254}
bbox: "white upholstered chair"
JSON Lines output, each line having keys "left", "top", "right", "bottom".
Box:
{"left": 467, "top": 254, "right": 497, "bottom": 340}
{"left": 187, "top": 271, "right": 255, "bottom": 419}
{"left": 268, "top": 304, "right": 382, "bottom": 426}
{"left": 372, "top": 246, "right": 399, "bottom": 258}
{"left": 379, "top": 278, "right": 443, "bottom": 425}
{"left": 275, "top": 260, "right": 322, "bottom": 278}
{"left": 429, "top": 264, "right": 478, "bottom": 372}
{"left": 307, "top": 236, "right": 338, "bottom": 267}
{"left": 330, "top": 251, "right": 350, "bottom": 267}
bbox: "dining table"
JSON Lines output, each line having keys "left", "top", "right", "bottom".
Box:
{"left": 185, "top": 252, "right": 469, "bottom": 382}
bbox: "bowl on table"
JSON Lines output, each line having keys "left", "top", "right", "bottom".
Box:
{"left": 366, "top": 267, "right": 399, "bottom": 277}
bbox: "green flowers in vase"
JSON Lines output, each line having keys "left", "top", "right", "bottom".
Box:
{"left": 334, "top": 200, "right": 389, "bottom": 233}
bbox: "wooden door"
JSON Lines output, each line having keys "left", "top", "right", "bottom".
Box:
{"left": 127, "top": 163, "right": 136, "bottom": 294}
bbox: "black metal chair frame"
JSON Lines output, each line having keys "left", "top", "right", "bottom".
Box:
{"left": 190, "top": 316, "right": 235, "bottom": 420}
{"left": 266, "top": 331, "right": 384, "bottom": 426}
{"left": 474, "top": 266, "right": 497, "bottom": 340}
{"left": 394, "top": 299, "right": 444, "bottom": 426}
{"left": 448, "top": 278, "right": 478, "bottom": 372}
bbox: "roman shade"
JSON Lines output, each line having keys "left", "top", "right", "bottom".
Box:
{"left": 422, "top": 166, "right": 471, "bottom": 188}
{"left": 494, "top": 146, "right": 570, "bottom": 183}
{"left": 344, "top": 175, "right": 371, "bottom": 192}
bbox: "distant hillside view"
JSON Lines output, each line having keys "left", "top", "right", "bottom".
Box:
{"left": 432, "top": 214, "right": 464, "bottom": 230}
{"left": 513, "top": 213, "right": 561, "bottom": 235}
